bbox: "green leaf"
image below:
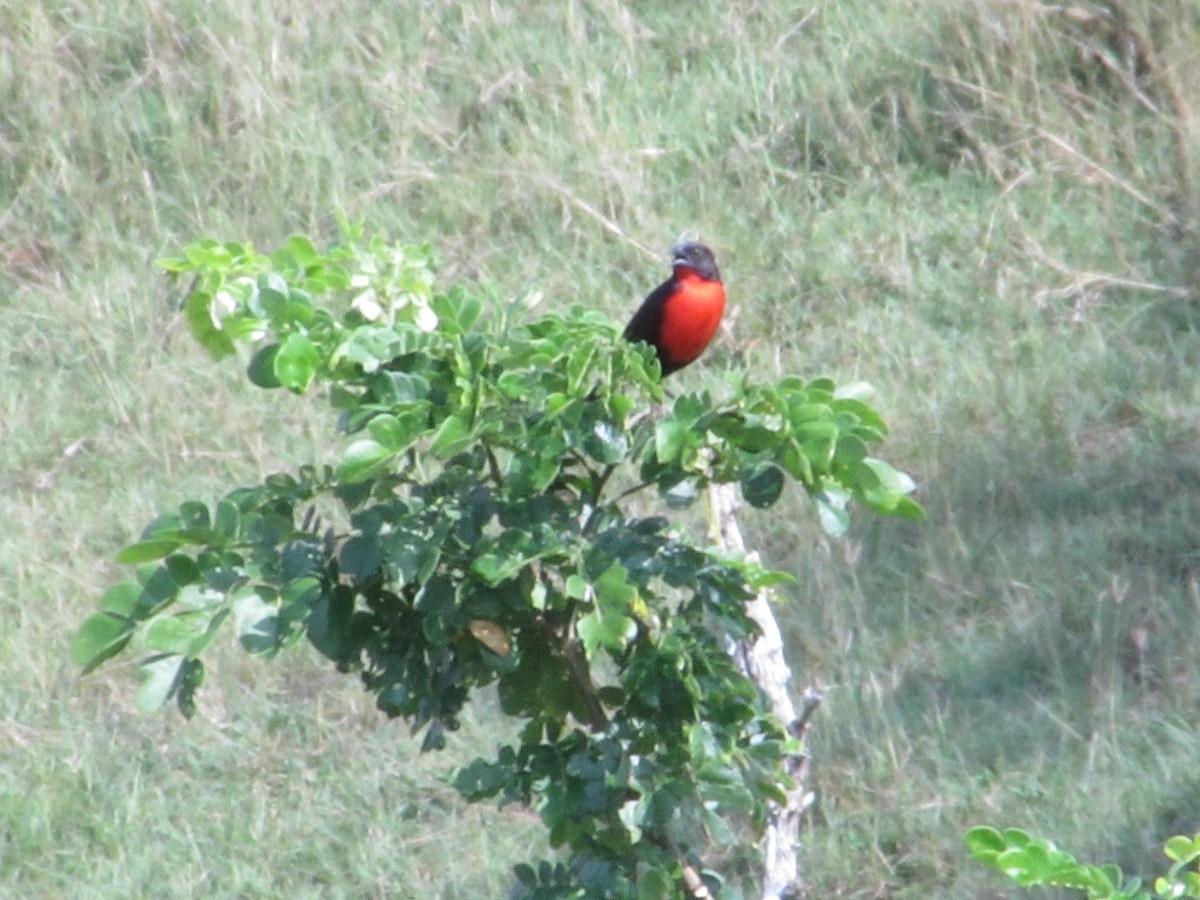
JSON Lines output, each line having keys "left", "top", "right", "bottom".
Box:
{"left": 655, "top": 418, "right": 690, "bottom": 464}
{"left": 116, "top": 538, "right": 184, "bottom": 565}
{"left": 799, "top": 425, "right": 838, "bottom": 471}
{"left": 381, "top": 371, "right": 431, "bottom": 404}
{"left": 182, "top": 239, "right": 235, "bottom": 269}
{"left": 285, "top": 234, "right": 318, "bottom": 266}
{"left": 157, "top": 254, "right": 190, "bottom": 273}
{"left": 184, "top": 291, "right": 236, "bottom": 359}
{"left": 577, "top": 564, "right": 639, "bottom": 655}
{"left": 367, "top": 412, "right": 428, "bottom": 451}
{"left": 964, "top": 826, "right": 1007, "bottom": 859}
{"left": 1164, "top": 835, "right": 1200, "bottom": 865}
{"left": 135, "top": 654, "right": 188, "bottom": 713}
{"left": 233, "top": 589, "right": 281, "bottom": 656}
{"left": 421, "top": 720, "right": 447, "bottom": 752}
{"left": 741, "top": 464, "right": 785, "bottom": 509}
{"left": 497, "top": 638, "right": 584, "bottom": 721}
{"left": 134, "top": 565, "right": 185, "bottom": 617}
{"left": 817, "top": 492, "right": 850, "bottom": 537}
{"left": 429, "top": 414, "right": 471, "bottom": 459}
{"left": 247, "top": 343, "right": 282, "bottom": 388}
{"left": 256, "top": 272, "right": 290, "bottom": 318}
{"left": 179, "top": 500, "right": 210, "bottom": 530}
{"left": 340, "top": 533, "right": 384, "bottom": 579}
{"left": 807, "top": 376, "right": 835, "bottom": 393}
{"left": 458, "top": 296, "right": 483, "bottom": 331}
{"left": 99, "top": 582, "right": 142, "bottom": 617}
{"left": 778, "top": 440, "right": 814, "bottom": 484}
{"left": 175, "top": 658, "right": 205, "bottom": 719}
{"left": 636, "top": 866, "right": 675, "bottom": 900}
{"left": 273, "top": 332, "right": 322, "bottom": 391}
{"left": 453, "top": 758, "right": 514, "bottom": 801}
{"left": 715, "top": 416, "right": 779, "bottom": 453}
{"left": 163, "top": 554, "right": 201, "bottom": 588}
{"left": 833, "top": 434, "right": 869, "bottom": 464}
{"left": 862, "top": 456, "right": 913, "bottom": 491}
{"left": 889, "top": 496, "right": 926, "bottom": 521}
{"left": 577, "top": 611, "right": 636, "bottom": 657}
{"left": 338, "top": 438, "right": 396, "bottom": 482}
{"left": 307, "top": 585, "right": 354, "bottom": 663}
{"left": 786, "top": 402, "right": 833, "bottom": 428}
{"left": 213, "top": 499, "right": 240, "bottom": 542}
{"left": 176, "top": 583, "right": 225, "bottom": 611}
{"left": 662, "top": 478, "right": 699, "bottom": 509}
{"left": 144, "top": 614, "right": 205, "bottom": 655}
{"left": 472, "top": 553, "right": 528, "bottom": 586}
{"left": 582, "top": 420, "right": 628, "bottom": 465}
{"left": 71, "top": 612, "right": 134, "bottom": 674}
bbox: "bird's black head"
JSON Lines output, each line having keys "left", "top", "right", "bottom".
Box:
{"left": 671, "top": 241, "right": 720, "bottom": 282}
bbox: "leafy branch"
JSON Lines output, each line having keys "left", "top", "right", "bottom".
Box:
{"left": 73, "top": 223, "right": 922, "bottom": 898}
{"left": 967, "top": 826, "right": 1200, "bottom": 899}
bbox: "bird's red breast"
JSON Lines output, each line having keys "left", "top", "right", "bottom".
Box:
{"left": 657, "top": 271, "right": 726, "bottom": 369}
{"left": 623, "top": 241, "right": 726, "bottom": 377}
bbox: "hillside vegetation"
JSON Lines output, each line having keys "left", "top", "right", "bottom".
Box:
{"left": 2, "top": 1, "right": 1198, "bottom": 896}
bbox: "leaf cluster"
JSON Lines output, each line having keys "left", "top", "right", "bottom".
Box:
{"left": 74, "top": 225, "right": 921, "bottom": 896}
{"left": 967, "top": 826, "right": 1200, "bottom": 899}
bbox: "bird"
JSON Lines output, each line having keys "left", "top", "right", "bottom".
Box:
{"left": 623, "top": 241, "right": 726, "bottom": 377}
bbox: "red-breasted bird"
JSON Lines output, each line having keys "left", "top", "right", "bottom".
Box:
{"left": 623, "top": 242, "right": 725, "bottom": 377}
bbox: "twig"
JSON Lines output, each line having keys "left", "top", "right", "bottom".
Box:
{"left": 519, "top": 174, "right": 659, "bottom": 261}
{"left": 1034, "top": 128, "right": 1181, "bottom": 228}
{"left": 772, "top": 7, "right": 820, "bottom": 55}
{"left": 484, "top": 443, "right": 504, "bottom": 485}
{"left": 1034, "top": 271, "right": 1192, "bottom": 304}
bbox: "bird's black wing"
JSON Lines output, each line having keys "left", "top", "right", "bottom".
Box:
{"left": 622, "top": 277, "right": 674, "bottom": 369}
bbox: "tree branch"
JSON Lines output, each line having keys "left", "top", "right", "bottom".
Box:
{"left": 537, "top": 609, "right": 610, "bottom": 732}
{"left": 560, "top": 636, "right": 609, "bottom": 731}
{"left": 708, "top": 482, "right": 816, "bottom": 900}
{"left": 648, "top": 834, "right": 712, "bottom": 899}
{"left": 484, "top": 442, "right": 504, "bottom": 485}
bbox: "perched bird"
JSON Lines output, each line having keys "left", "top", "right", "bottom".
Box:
{"left": 623, "top": 242, "right": 726, "bottom": 377}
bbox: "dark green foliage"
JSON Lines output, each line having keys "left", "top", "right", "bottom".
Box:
{"left": 76, "top": 227, "right": 920, "bottom": 895}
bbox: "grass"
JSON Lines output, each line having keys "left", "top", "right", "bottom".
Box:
{"left": 2, "top": 0, "right": 1199, "bottom": 895}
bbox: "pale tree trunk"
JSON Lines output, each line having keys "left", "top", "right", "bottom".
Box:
{"left": 708, "top": 483, "right": 823, "bottom": 900}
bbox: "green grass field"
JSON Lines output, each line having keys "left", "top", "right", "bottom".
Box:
{"left": 3, "top": 0, "right": 1198, "bottom": 896}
